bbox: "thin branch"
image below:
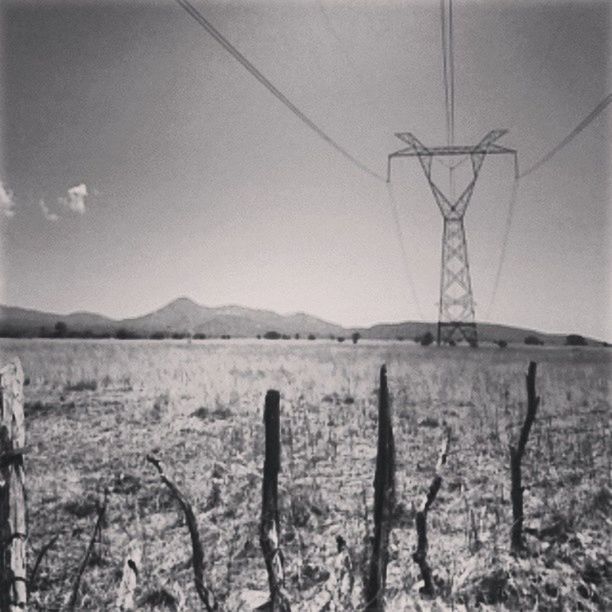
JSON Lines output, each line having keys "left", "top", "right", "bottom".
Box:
{"left": 412, "top": 424, "right": 451, "bottom": 597}
{"left": 29, "top": 534, "right": 60, "bottom": 592}
{"left": 146, "top": 455, "right": 217, "bottom": 611}
{"left": 66, "top": 489, "right": 109, "bottom": 611}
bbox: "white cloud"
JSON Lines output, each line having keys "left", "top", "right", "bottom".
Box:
{"left": 0, "top": 180, "right": 16, "bottom": 218}
{"left": 59, "top": 183, "right": 88, "bottom": 214}
{"left": 39, "top": 199, "right": 59, "bottom": 222}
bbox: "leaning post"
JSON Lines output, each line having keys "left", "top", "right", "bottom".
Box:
{"left": 0, "top": 359, "right": 27, "bottom": 612}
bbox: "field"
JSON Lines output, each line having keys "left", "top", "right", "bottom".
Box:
{"left": 1, "top": 338, "right": 610, "bottom": 610}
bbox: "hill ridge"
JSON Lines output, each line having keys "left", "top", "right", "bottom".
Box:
{"left": 0, "top": 298, "right": 603, "bottom": 345}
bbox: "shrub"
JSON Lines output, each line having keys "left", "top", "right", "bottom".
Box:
{"left": 565, "top": 334, "right": 587, "bottom": 346}
{"left": 420, "top": 331, "right": 434, "bottom": 346}
{"left": 337, "top": 336, "right": 345, "bottom": 343}
{"left": 193, "top": 333, "right": 206, "bottom": 340}
{"left": 54, "top": 321, "right": 68, "bottom": 337}
{"left": 264, "top": 331, "right": 281, "bottom": 340}
{"left": 65, "top": 379, "right": 98, "bottom": 392}
{"left": 351, "top": 332, "right": 361, "bottom": 345}
{"left": 307, "top": 334, "right": 316, "bottom": 340}
{"left": 524, "top": 335, "right": 543, "bottom": 346}
{"left": 496, "top": 340, "right": 508, "bottom": 349}
{"left": 116, "top": 328, "right": 140, "bottom": 340}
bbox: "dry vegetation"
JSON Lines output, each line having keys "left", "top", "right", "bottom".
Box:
{"left": 0, "top": 338, "right": 610, "bottom": 610}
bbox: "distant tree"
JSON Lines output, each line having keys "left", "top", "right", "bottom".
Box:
{"left": 329, "top": 334, "right": 336, "bottom": 340}
{"left": 351, "top": 332, "right": 361, "bottom": 345}
{"left": 171, "top": 332, "right": 187, "bottom": 340}
{"left": 420, "top": 331, "right": 434, "bottom": 346}
{"left": 256, "top": 334, "right": 262, "bottom": 339}
{"left": 282, "top": 334, "right": 290, "bottom": 340}
{"left": 150, "top": 331, "right": 165, "bottom": 340}
{"left": 116, "top": 328, "right": 140, "bottom": 340}
{"left": 193, "top": 333, "right": 206, "bottom": 340}
{"left": 54, "top": 321, "right": 68, "bottom": 337}
{"left": 220, "top": 334, "right": 231, "bottom": 340}
{"left": 294, "top": 333, "right": 300, "bottom": 340}
{"left": 565, "top": 334, "right": 587, "bottom": 346}
{"left": 524, "top": 334, "right": 543, "bottom": 346}
{"left": 307, "top": 334, "right": 316, "bottom": 340}
{"left": 264, "top": 331, "right": 281, "bottom": 340}
{"left": 496, "top": 339, "right": 508, "bottom": 349}
{"left": 337, "top": 336, "right": 345, "bottom": 343}
{"left": 396, "top": 336, "right": 405, "bottom": 341}
{"left": 448, "top": 339, "right": 457, "bottom": 347}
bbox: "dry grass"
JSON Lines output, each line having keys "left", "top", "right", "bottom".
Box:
{"left": 1, "top": 338, "right": 610, "bottom": 610}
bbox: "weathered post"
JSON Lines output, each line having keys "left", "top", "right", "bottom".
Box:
{"left": 510, "top": 361, "right": 539, "bottom": 554}
{"left": 365, "top": 365, "right": 395, "bottom": 610}
{"left": 0, "top": 359, "right": 26, "bottom": 612}
{"left": 260, "top": 390, "right": 290, "bottom": 612}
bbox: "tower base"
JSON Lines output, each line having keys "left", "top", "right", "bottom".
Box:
{"left": 437, "top": 321, "right": 478, "bottom": 347}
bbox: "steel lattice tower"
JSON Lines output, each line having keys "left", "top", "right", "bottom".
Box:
{"left": 388, "top": 130, "right": 516, "bottom": 346}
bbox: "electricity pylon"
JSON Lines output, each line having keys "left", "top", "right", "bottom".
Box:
{"left": 388, "top": 130, "right": 517, "bottom": 346}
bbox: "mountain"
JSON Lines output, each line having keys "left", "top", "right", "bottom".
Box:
{"left": 119, "top": 297, "right": 346, "bottom": 337}
{"left": 0, "top": 298, "right": 604, "bottom": 345}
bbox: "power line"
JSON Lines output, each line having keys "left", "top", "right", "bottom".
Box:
{"left": 440, "top": 0, "right": 451, "bottom": 146}
{"left": 485, "top": 175, "right": 519, "bottom": 321}
{"left": 448, "top": 0, "right": 455, "bottom": 145}
{"left": 174, "top": 0, "right": 385, "bottom": 182}
{"left": 518, "top": 93, "right": 612, "bottom": 179}
{"left": 385, "top": 182, "right": 426, "bottom": 320}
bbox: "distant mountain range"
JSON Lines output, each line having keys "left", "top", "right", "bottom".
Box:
{"left": 0, "top": 297, "right": 604, "bottom": 345}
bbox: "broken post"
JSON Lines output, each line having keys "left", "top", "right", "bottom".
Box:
{"left": 0, "top": 359, "right": 26, "bottom": 612}
{"left": 115, "top": 539, "right": 143, "bottom": 611}
{"left": 147, "top": 455, "right": 217, "bottom": 611}
{"left": 260, "top": 390, "right": 290, "bottom": 612}
{"left": 365, "top": 365, "right": 396, "bottom": 610}
{"left": 510, "top": 361, "right": 539, "bottom": 554}
{"left": 413, "top": 424, "right": 451, "bottom": 597}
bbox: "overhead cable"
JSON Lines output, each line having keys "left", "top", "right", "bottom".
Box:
{"left": 518, "top": 93, "right": 612, "bottom": 179}
{"left": 485, "top": 175, "right": 520, "bottom": 321}
{"left": 174, "top": 0, "right": 385, "bottom": 182}
{"left": 385, "top": 183, "right": 426, "bottom": 320}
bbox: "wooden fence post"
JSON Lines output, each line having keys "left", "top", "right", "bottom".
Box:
{"left": 260, "top": 390, "right": 290, "bottom": 612}
{"left": 510, "top": 361, "right": 539, "bottom": 554}
{"left": 365, "top": 365, "right": 395, "bottom": 610}
{"left": 0, "top": 359, "right": 26, "bottom": 612}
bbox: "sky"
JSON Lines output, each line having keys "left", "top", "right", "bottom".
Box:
{"left": 0, "top": 0, "right": 610, "bottom": 339}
